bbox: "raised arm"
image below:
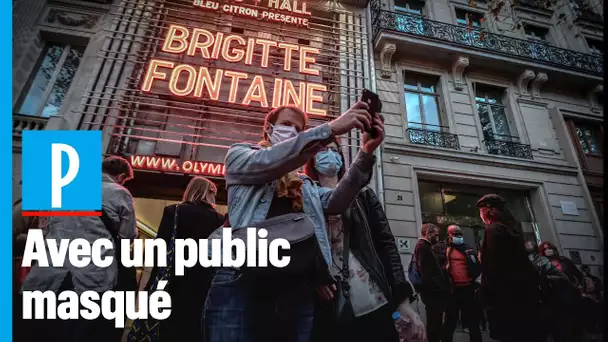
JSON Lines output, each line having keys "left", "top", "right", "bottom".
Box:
{"left": 225, "top": 124, "right": 333, "bottom": 186}
{"left": 318, "top": 149, "right": 375, "bottom": 214}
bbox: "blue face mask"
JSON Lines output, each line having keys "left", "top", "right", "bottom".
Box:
{"left": 452, "top": 237, "right": 464, "bottom": 245}
{"left": 314, "top": 150, "right": 343, "bottom": 176}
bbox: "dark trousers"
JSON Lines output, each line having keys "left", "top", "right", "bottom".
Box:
{"left": 18, "top": 310, "right": 119, "bottom": 342}
{"left": 313, "top": 303, "right": 399, "bottom": 342}
{"left": 421, "top": 295, "right": 446, "bottom": 342}
{"left": 443, "top": 285, "right": 482, "bottom": 342}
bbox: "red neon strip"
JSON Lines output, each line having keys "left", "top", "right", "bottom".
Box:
{"left": 22, "top": 211, "right": 102, "bottom": 217}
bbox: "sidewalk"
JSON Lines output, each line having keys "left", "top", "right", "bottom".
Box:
{"left": 452, "top": 330, "right": 498, "bottom": 342}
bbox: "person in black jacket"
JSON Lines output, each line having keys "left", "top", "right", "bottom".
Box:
{"left": 304, "top": 137, "right": 424, "bottom": 342}
{"left": 442, "top": 225, "right": 482, "bottom": 342}
{"left": 538, "top": 241, "right": 585, "bottom": 342}
{"left": 414, "top": 223, "right": 450, "bottom": 342}
{"left": 476, "top": 194, "right": 546, "bottom": 342}
{"left": 145, "top": 176, "right": 224, "bottom": 342}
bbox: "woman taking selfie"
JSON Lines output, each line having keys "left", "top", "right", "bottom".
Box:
{"left": 203, "top": 102, "right": 385, "bottom": 342}
{"left": 304, "top": 137, "right": 425, "bottom": 342}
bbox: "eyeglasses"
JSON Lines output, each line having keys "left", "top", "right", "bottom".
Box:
{"left": 320, "top": 146, "right": 340, "bottom": 153}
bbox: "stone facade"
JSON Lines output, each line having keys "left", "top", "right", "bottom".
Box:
{"left": 372, "top": 0, "right": 603, "bottom": 277}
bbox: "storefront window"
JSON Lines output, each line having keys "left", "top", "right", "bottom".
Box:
{"left": 418, "top": 181, "right": 539, "bottom": 252}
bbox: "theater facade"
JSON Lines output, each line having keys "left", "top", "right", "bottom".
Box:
{"left": 13, "top": 0, "right": 375, "bottom": 235}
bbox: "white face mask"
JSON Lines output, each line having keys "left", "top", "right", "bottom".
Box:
{"left": 545, "top": 249, "right": 555, "bottom": 257}
{"left": 269, "top": 124, "right": 298, "bottom": 145}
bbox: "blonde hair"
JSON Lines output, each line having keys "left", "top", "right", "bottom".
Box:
{"left": 182, "top": 176, "right": 217, "bottom": 204}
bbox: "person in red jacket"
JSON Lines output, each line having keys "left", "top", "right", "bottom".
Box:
{"left": 442, "top": 225, "right": 482, "bottom": 342}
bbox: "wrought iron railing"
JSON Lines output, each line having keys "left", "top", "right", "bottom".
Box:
{"left": 483, "top": 134, "right": 533, "bottom": 159}
{"left": 371, "top": 9, "right": 603, "bottom": 75}
{"left": 406, "top": 124, "right": 460, "bottom": 150}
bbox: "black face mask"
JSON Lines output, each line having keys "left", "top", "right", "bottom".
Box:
{"left": 430, "top": 236, "right": 439, "bottom": 245}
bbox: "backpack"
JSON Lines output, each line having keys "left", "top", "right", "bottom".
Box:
{"left": 408, "top": 244, "right": 423, "bottom": 289}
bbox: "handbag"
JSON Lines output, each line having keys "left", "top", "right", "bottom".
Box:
{"left": 231, "top": 212, "right": 330, "bottom": 282}
{"left": 127, "top": 204, "right": 180, "bottom": 342}
{"left": 100, "top": 209, "right": 138, "bottom": 291}
{"left": 330, "top": 207, "right": 355, "bottom": 325}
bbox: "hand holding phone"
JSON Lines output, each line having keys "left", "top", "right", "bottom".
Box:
{"left": 361, "top": 89, "right": 383, "bottom": 138}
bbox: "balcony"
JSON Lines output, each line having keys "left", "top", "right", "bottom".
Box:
{"left": 371, "top": 10, "right": 603, "bottom": 75}
{"left": 483, "top": 134, "right": 533, "bottom": 159}
{"left": 13, "top": 114, "right": 48, "bottom": 138}
{"left": 407, "top": 124, "right": 460, "bottom": 150}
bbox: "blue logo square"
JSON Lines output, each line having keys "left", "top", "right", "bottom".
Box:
{"left": 22, "top": 130, "right": 102, "bottom": 212}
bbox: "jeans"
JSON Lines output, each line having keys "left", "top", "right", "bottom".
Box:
{"left": 443, "top": 285, "right": 482, "bottom": 342}
{"left": 203, "top": 268, "right": 315, "bottom": 342}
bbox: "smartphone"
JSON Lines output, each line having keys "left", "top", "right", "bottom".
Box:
{"left": 361, "top": 89, "right": 382, "bottom": 138}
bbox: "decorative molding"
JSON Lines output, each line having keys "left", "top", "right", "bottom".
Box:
{"left": 586, "top": 84, "right": 603, "bottom": 109}
{"left": 451, "top": 56, "right": 469, "bottom": 91}
{"left": 379, "top": 43, "right": 396, "bottom": 79}
{"left": 516, "top": 69, "right": 536, "bottom": 96}
{"left": 46, "top": 8, "right": 100, "bottom": 29}
{"left": 530, "top": 72, "right": 548, "bottom": 98}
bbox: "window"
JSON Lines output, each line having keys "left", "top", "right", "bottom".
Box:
{"left": 403, "top": 72, "right": 442, "bottom": 131}
{"left": 574, "top": 123, "right": 602, "bottom": 155}
{"left": 455, "top": 9, "right": 484, "bottom": 27}
{"left": 394, "top": 0, "right": 425, "bottom": 14}
{"left": 475, "top": 85, "right": 514, "bottom": 141}
{"left": 586, "top": 38, "right": 603, "bottom": 55}
{"left": 524, "top": 24, "right": 549, "bottom": 41}
{"left": 16, "top": 43, "right": 84, "bottom": 117}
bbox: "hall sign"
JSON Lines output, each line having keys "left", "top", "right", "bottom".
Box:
{"left": 141, "top": 25, "right": 327, "bottom": 115}
{"left": 193, "top": 0, "right": 311, "bottom": 26}
{"left": 130, "top": 155, "right": 226, "bottom": 177}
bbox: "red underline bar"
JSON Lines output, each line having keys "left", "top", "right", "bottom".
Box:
{"left": 22, "top": 211, "right": 102, "bottom": 217}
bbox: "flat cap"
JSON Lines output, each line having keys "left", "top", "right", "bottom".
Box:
{"left": 476, "top": 194, "right": 506, "bottom": 208}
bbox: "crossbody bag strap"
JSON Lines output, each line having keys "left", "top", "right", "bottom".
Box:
{"left": 149, "top": 204, "right": 179, "bottom": 291}
{"left": 341, "top": 205, "right": 352, "bottom": 297}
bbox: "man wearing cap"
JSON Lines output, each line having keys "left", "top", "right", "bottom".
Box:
{"left": 442, "top": 225, "right": 482, "bottom": 342}
{"left": 476, "top": 193, "right": 546, "bottom": 342}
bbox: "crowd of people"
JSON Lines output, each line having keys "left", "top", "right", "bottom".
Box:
{"left": 412, "top": 196, "right": 604, "bottom": 342}
{"left": 12, "top": 102, "right": 603, "bottom": 342}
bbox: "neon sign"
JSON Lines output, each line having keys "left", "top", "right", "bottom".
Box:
{"left": 141, "top": 25, "right": 328, "bottom": 115}
{"left": 193, "top": 0, "right": 311, "bottom": 27}
{"left": 130, "top": 155, "right": 226, "bottom": 177}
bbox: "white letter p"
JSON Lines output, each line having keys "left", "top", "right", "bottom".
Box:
{"left": 51, "top": 143, "right": 80, "bottom": 209}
